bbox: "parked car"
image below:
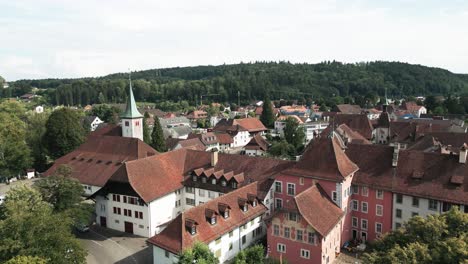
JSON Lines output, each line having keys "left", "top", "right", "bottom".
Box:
{"left": 75, "top": 223, "right": 89, "bottom": 233}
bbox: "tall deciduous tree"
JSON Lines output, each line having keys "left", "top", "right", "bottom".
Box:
{"left": 363, "top": 207, "right": 468, "bottom": 264}
{"left": 283, "top": 117, "right": 305, "bottom": 149}
{"left": 234, "top": 245, "right": 265, "bottom": 264}
{"left": 0, "top": 112, "right": 31, "bottom": 180}
{"left": 0, "top": 186, "right": 87, "bottom": 263}
{"left": 143, "top": 112, "right": 151, "bottom": 144}
{"left": 5, "top": 256, "right": 47, "bottom": 264}
{"left": 178, "top": 242, "right": 219, "bottom": 264}
{"left": 26, "top": 112, "right": 50, "bottom": 172}
{"left": 260, "top": 97, "right": 275, "bottom": 128}
{"left": 44, "top": 108, "right": 85, "bottom": 159}
{"left": 151, "top": 116, "right": 167, "bottom": 152}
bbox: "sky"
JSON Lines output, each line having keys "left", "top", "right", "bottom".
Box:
{"left": 1, "top": 0, "right": 468, "bottom": 81}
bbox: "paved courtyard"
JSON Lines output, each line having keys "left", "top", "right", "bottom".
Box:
{"left": 77, "top": 225, "right": 152, "bottom": 264}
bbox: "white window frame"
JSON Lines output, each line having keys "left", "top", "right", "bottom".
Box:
{"left": 287, "top": 183, "right": 296, "bottom": 196}
{"left": 332, "top": 191, "right": 337, "bottom": 202}
{"left": 352, "top": 200, "right": 358, "bottom": 211}
{"left": 376, "top": 204, "right": 383, "bottom": 216}
{"left": 300, "top": 249, "right": 310, "bottom": 259}
{"left": 376, "top": 190, "right": 384, "bottom": 200}
{"left": 361, "top": 219, "right": 368, "bottom": 230}
{"left": 428, "top": 199, "right": 438, "bottom": 211}
{"left": 361, "top": 187, "right": 369, "bottom": 197}
{"left": 275, "top": 181, "right": 282, "bottom": 193}
{"left": 361, "top": 201, "right": 368, "bottom": 213}
{"left": 352, "top": 217, "right": 358, "bottom": 228}
{"left": 375, "top": 222, "right": 382, "bottom": 234}
{"left": 277, "top": 243, "right": 286, "bottom": 253}
{"left": 275, "top": 198, "right": 283, "bottom": 209}
{"left": 352, "top": 185, "right": 359, "bottom": 195}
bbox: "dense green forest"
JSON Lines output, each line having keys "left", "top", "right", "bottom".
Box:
{"left": 3, "top": 61, "right": 468, "bottom": 107}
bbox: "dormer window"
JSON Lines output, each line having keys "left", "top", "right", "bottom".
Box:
{"left": 202, "top": 177, "right": 207, "bottom": 183}
{"left": 238, "top": 198, "right": 248, "bottom": 212}
{"left": 252, "top": 200, "right": 257, "bottom": 207}
{"left": 191, "top": 226, "right": 197, "bottom": 235}
{"left": 243, "top": 204, "right": 248, "bottom": 212}
{"left": 221, "top": 180, "right": 227, "bottom": 187}
{"left": 210, "top": 216, "right": 217, "bottom": 225}
{"left": 248, "top": 194, "right": 257, "bottom": 207}
{"left": 223, "top": 210, "right": 229, "bottom": 218}
{"left": 211, "top": 178, "right": 216, "bottom": 185}
{"left": 185, "top": 219, "right": 197, "bottom": 235}
{"left": 232, "top": 182, "right": 237, "bottom": 189}
{"left": 192, "top": 175, "right": 197, "bottom": 182}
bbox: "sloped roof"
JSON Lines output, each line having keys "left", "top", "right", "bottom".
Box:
{"left": 244, "top": 134, "right": 269, "bottom": 151}
{"left": 335, "top": 104, "right": 362, "bottom": 114}
{"left": 332, "top": 114, "right": 373, "bottom": 139}
{"left": 44, "top": 135, "right": 158, "bottom": 187}
{"left": 120, "top": 83, "right": 143, "bottom": 119}
{"left": 277, "top": 115, "right": 303, "bottom": 124}
{"left": 336, "top": 124, "right": 372, "bottom": 145}
{"left": 178, "top": 138, "right": 206, "bottom": 151}
{"left": 147, "top": 182, "right": 267, "bottom": 254}
{"left": 294, "top": 184, "right": 344, "bottom": 237}
{"left": 409, "top": 132, "right": 468, "bottom": 153}
{"left": 285, "top": 136, "right": 358, "bottom": 181}
{"left": 234, "top": 118, "right": 267, "bottom": 133}
{"left": 215, "top": 133, "right": 234, "bottom": 144}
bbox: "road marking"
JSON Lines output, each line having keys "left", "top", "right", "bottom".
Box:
{"left": 91, "top": 240, "right": 104, "bottom": 247}
{"left": 89, "top": 229, "right": 138, "bottom": 264}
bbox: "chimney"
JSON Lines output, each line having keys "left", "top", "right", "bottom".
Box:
{"left": 459, "top": 143, "right": 467, "bottom": 164}
{"left": 392, "top": 143, "right": 400, "bottom": 167}
{"left": 211, "top": 149, "right": 218, "bottom": 167}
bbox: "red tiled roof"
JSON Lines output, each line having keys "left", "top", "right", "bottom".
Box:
{"left": 234, "top": 118, "right": 267, "bottom": 133}
{"left": 44, "top": 135, "right": 158, "bottom": 187}
{"left": 244, "top": 134, "right": 269, "bottom": 151}
{"left": 178, "top": 138, "right": 206, "bottom": 151}
{"left": 409, "top": 132, "right": 468, "bottom": 153}
{"left": 285, "top": 136, "right": 358, "bottom": 181}
{"left": 335, "top": 104, "right": 362, "bottom": 114}
{"left": 276, "top": 115, "right": 303, "bottom": 124}
{"left": 147, "top": 182, "right": 267, "bottom": 254}
{"left": 332, "top": 114, "right": 373, "bottom": 139}
{"left": 215, "top": 133, "right": 234, "bottom": 144}
{"left": 294, "top": 184, "right": 344, "bottom": 236}
{"left": 336, "top": 124, "right": 372, "bottom": 145}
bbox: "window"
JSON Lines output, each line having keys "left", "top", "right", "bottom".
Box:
{"left": 215, "top": 237, "right": 221, "bottom": 245}
{"left": 100, "top": 204, "right": 105, "bottom": 212}
{"left": 297, "top": 230, "right": 303, "bottom": 241}
{"left": 376, "top": 190, "right": 384, "bottom": 199}
{"left": 229, "top": 231, "right": 234, "bottom": 237}
{"left": 300, "top": 249, "right": 310, "bottom": 259}
{"left": 175, "top": 200, "right": 181, "bottom": 207}
{"left": 115, "top": 219, "right": 120, "bottom": 224}
{"left": 124, "top": 209, "right": 132, "bottom": 217}
{"left": 277, "top": 243, "right": 286, "bottom": 253}
{"left": 273, "top": 225, "right": 280, "bottom": 236}
{"left": 135, "top": 211, "right": 143, "bottom": 219}
{"left": 199, "top": 189, "right": 205, "bottom": 197}
{"left": 376, "top": 205, "right": 383, "bottom": 216}
{"left": 232, "top": 182, "right": 237, "bottom": 189}
{"left": 275, "top": 181, "right": 282, "bottom": 193}
{"left": 412, "top": 212, "right": 419, "bottom": 217}
{"left": 113, "top": 207, "right": 121, "bottom": 215}
{"left": 352, "top": 185, "right": 359, "bottom": 194}
{"left": 396, "top": 209, "right": 402, "bottom": 218}
{"left": 288, "top": 212, "right": 298, "bottom": 222}
{"left": 175, "top": 189, "right": 181, "bottom": 195}
{"left": 361, "top": 219, "right": 368, "bottom": 230}
{"left": 284, "top": 227, "right": 290, "bottom": 239}
{"left": 186, "top": 198, "right": 195, "bottom": 206}
{"left": 396, "top": 194, "right": 403, "bottom": 204}
{"left": 192, "top": 175, "right": 197, "bottom": 182}
{"left": 376, "top": 223, "right": 382, "bottom": 233}
{"left": 352, "top": 200, "right": 358, "bottom": 211}
{"left": 412, "top": 197, "right": 419, "bottom": 207}
{"left": 221, "top": 180, "right": 227, "bottom": 187}
{"left": 287, "top": 183, "right": 295, "bottom": 196}
{"left": 352, "top": 217, "right": 358, "bottom": 228}
{"left": 229, "top": 242, "right": 233, "bottom": 251}
{"left": 362, "top": 187, "right": 369, "bottom": 196}
{"left": 428, "top": 199, "right": 438, "bottom": 211}
{"left": 275, "top": 198, "right": 283, "bottom": 209}
{"left": 125, "top": 121, "right": 129, "bottom": 126}
{"left": 185, "top": 187, "right": 194, "bottom": 194}
{"left": 165, "top": 250, "right": 170, "bottom": 258}
{"left": 112, "top": 194, "right": 120, "bottom": 202}
{"left": 361, "top": 202, "right": 368, "bottom": 213}
{"left": 242, "top": 235, "right": 246, "bottom": 245}
{"left": 208, "top": 191, "right": 215, "bottom": 198}
{"left": 190, "top": 226, "right": 196, "bottom": 235}
{"left": 307, "top": 232, "right": 316, "bottom": 244}
{"left": 201, "top": 177, "right": 207, "bottom": 183}
{"left": 211, "top": 178, "right": 216, "bottom": 185}
{"left": 332, "top": 191, "right": 337, "bottom": 202}
{"left": 395, "top": 222, "right": 402, "bottom": 229}
{"left": 299, "top": 177, "right": 304, "bottom": 185}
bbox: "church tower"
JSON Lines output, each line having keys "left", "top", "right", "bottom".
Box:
{"left": 121, "top": 76, "right": 143, "bottom": 141}
{"left": 374, "top": 89, "right": 390, "bottom": 144}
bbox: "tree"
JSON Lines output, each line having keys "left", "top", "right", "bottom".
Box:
{"left": 151, "top": 116, "right": 166, "bottom": 152}
{"left": 260, "top": 97, "right": 275, "bottom": 128}
{"left": 90, "top": 104, "right": 121, "bottom": 123}
{"left": 234, "top": 245, "right": 265, "bottom": 264}
{"left": 363, "top": 207, "right": 468, "bottom": 264}
{"left": 44, "top": 108, "right": 85, "bottom": 159}
{"left": 143, "top": 113, "right": 151, "bottom": 144}
{"left": 268, "top": 140, "right": 296, "bottom": 158}
{"left": 283, "top": 117, "right": 305, "bottom": 149}
{"left": 0, "top": 112, "right": 31, "bottom": 180}
{"left": 5, "top": 256, "right": 47, "bottom": 264}
{"left": 178, "top": 242, "right": 219, "bottom": 264}
{"left": 0, "top": 186, "right": 86, "bottom": 263}
{"left": 26, "top": 112, "right": 50, "bottom": 172}
{"left": 34, "top": 165, "right": 83, "bottom": 212}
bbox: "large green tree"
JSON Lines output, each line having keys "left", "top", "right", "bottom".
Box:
{"left": 0, "top": 186, "right": 87, "bottom": 263}
{"left": 5, "top": 256, "right": 47, "bottom": 264}
{"left": 178, "top": 242, "right": 219, "bottom": 264}
{"left": 151, "top": 116, "right": 167, "bottom": 152}
{"left": 26, "top": 112, "right": 50, "bottom": 172}
{"left": 234, "top": 245, "right": 265, "bottom": 264}
{"left": 283, "top": 117, "right": 305, "bottom": 149}
{"left": 44, "top": 108, "right": 85, "bottom": 159}
{"left": 260, "top": 97, "right": 275, "bottom": 128}
{"left": 0, "top": 112, "right": 31, "bottom": 180}
{"left": 363, "top": 208, "right": 468, "bottom": 264}
{"left": 143, "top": 112, "right": 151, "bottom": 144}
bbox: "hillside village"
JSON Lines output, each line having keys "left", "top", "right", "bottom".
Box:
{"left": 17, "top": 80, "right": 464, "bottom": 263}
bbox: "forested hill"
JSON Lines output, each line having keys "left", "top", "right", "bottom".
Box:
{"left": 7, "top": 61, "right": 468, "bottom": 106}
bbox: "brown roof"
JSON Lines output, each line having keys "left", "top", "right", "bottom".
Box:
{"left": 215, "top": 133, "right": 234, "bottom": 144}
{"left": 166, "top": 138, "right": 182, "bottom": 150}
{"left": 108, "top": 149, "right": 293, "bottom": 202}
{"left": 277, "top": 115, "right": 303, "bottom": 124}
{"left": 234, "top": 118, "right": 267, "bottom": 133}
{"left": 294, "top": 184, "right": 344, "bottom": 236}
{"left": 147, "top": 182, "right": 267, "bottom": 254}
{"left": 186, "top": 110, "right": 207, "bottom": 119}
{"left": 409, "top": 132, "right": 468, "bottom": 153}
{"left": 244, "top": 134, "right": 269, "bottom": 151}
{"left": 335, "top": 124, "right": 372, "bottom": 145}
{"left": 44, "top": 135, "right": 158, "bottom": 187}
{"left": 188, "top": 132, "right": 219, "bottom": 145}
{"left": 334, "top": 104, "right": 362, "bottom": 114}
{"left": 332, "top": 114, "right": 373, "bottom": 139}
{"left": 284, "top": 135, "right": 358, "bottom": 181}
{"left": 178, "top": 138, "right": 206, "bottom": 151}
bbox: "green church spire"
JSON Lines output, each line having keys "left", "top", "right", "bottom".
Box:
{"left": 121, "top": 73, "right": 143, "bottom": 119}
